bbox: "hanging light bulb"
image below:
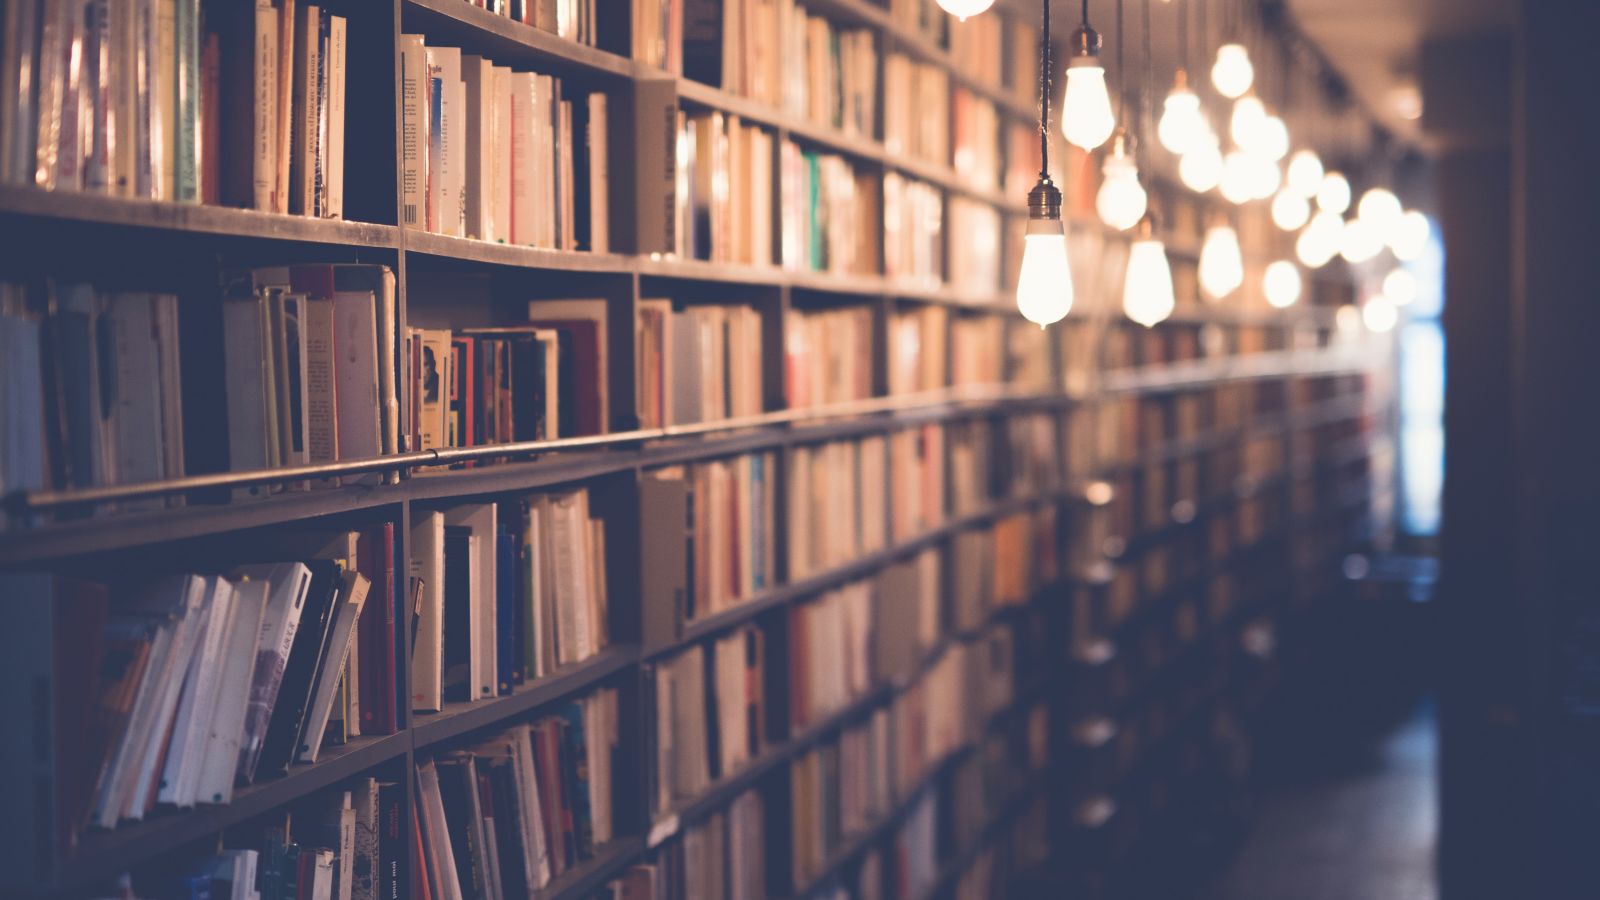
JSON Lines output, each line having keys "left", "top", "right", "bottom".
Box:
{"left": 1317, "top": 171, "right": 1351, "bottom": 213}
{"left": 1286, "top": 150, "right": 1324, "bottom": 197}
{"left": 1246, "top": 152, "right": 1281, "bottom": 200}
{"left": 1263, "top": 260, "right": 1302, "bottom": 308}
{"left": 1199, "top": 224, "right": 1244, "bottom": 300}
{"left": 1390, "top": 209, "right": 1430, "bottom": 261}
{"left": 1179, "top": 125, "right": 1223, "bottom": 192}
{"left": 1357, "top": 186, "right": 1404, "bottom": 240}
{"left": 1158, "top": 71, "right": 1203, "bottom": 154}
{"left": 1096, "top": 130, "right": 1147, "bottom": 230}
{"left": 1219, "top": 150, "right": 1255, "bottom": 204}
{"left": 1271, "top": 188, "right": 1310, "bottom": 231}
{"left": 1257, "top": 115, "right": 1289, "bottom": 161}
{"left": 1017, "top": 0, "right": 1072, "bottom": 329}
{"left": 1230, "top": 95, "right": 1267, "bottom": 149}
{"left": 935, "top": 0, "right": 996, "bottom": 21}
{"left": 1382, "top": 268, "right": 1417, "bottom": 305}
{"left": 1362, "top": 296, "right": 1398, "bottom": 332}
{"left": 1062, "top": 14, "right": 1114, "bottom": 150}
{"left": 1123, "top": 214, "right": 1175, "bottom": 327}
{"left": 1296, "top": 210, "right": 1343, "bottom": 267}
{"left": 1211, "top": 43, "right": 1253, "bottom": 98}
{"left": 1340, "top": 216, "right": 1384, "bottom": 263}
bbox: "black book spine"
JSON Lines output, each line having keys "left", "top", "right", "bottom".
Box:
{"left": 435, "top": 758, "right": 487, "bottom": 900}
{"left": 510, "top": 336, "right": 538, "bottom": 443}
{"left": 377, "top": 781, "right": 405, "bottom": 900}
{"left": 256, "top": 559, "right": 342, "bottom": 778}
{"left": 442, "top": 525, "right": 473, "bottom": 702}
{"left": 486, "top": 760, "right": 530, "bottom": 900}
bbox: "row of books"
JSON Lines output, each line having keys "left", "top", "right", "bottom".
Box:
{"left": 223, "top": 265, "right": 400, "bottom": 483}
{"left": 781, "top": 5, "right": 876, "bottom": 138}
{"left": 3, "top": 0, "right": 348, "bottom": 216}
{"left": 414, "top": 686, "right": 620, "bottom": 897}
{"left": 951, "top": 314, "right": 1003, "bottom": 386}
{"left": 400, "top": 36, "right": 609, "bottom": 250}
{"left": 636, "top": 300, "right": 765, "bottom": 429}
{"left": 459, "top": 0, "right": 600, "bottom": 47}
{"left": 948, "top": 198, "right": 1002, "bottom": 295}
{"left": 951, "top": 90, "right": 1000, "bottom": 191}
{"left": 882, "top": 54, "right": 947, "bottom": 166}
{"left": 0, "top": 284, "right": 182, "bottom": 512}
{"left": 651, "top": 625, "right": 766, "bottom": 815}
{"left": 6, "top": 528, "right": 398, "bottom": 842}
{"left": 585, "top": 789, "right": 764, "bottom": 900}
{"left": 641, "top": 452, "right": 779, "bottom": 629}
{"left": 950, "top": 510, "right": 1058, "bottom": 630}
{"left": 783, "top": 305, "right": 874, "bottom": 410}
{"left": 786, "top": 437, "right": 887, "bottom": 580}
{"left": 675, "top": 111, "right": 775, "bottom": 266}
{"left": 779, "top": 142, "right": 877, "bottom": 276}
{"left": 883, "top": 173, "right": 943, "bottom": 287}
{"left": 177, "top": 778, "right": 403, "bottom": 900}
{"left": 407, "top": 298, "right": 610, "bottom": 454}
{"left": 409, "top": 491, "right": 610, "bottom": 711}
{"left": 789, "top": 709, "right": 893, "bottom": 889}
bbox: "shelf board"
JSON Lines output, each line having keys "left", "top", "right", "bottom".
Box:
{"left": 541, "top": 836, "right": 647, "bottom": 900}
{"left": 405, "top": 229, "right": 637, "bottom": 272}
{"left": 411, "top": 645, "right": 640, "bottom": 750}
{"left": 402, "top": 0, "right": 638, "bottom": 79}
{"left": 0, "top": 185, "right": 398, "bottom": 247}
{"left": 59, "top": 732, "right": 409, "bottom": 890}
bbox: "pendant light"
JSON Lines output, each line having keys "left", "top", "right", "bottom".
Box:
{"left": 1297, "top": 210, "right": 1342, "bottom": 267}
{"left": 1062, "top": 0, "right": 1115, "bottom": 150}
{"left": 1382, "top": 267, "right": 1417, "bottom": 306}
{"left": 1263, "top": 260, "right": 1302, "bottom": 308}
{"left": 1317, "top": 171, "right": 1351, "bottom": 213}
{"left": 1212, "top": 44, "right": 1253, "bottom": 98}
{"left": 1357, "top": 186, "right": 1403, "bottom": 240}
{"left": 1180, "top": 124, "right": 1224, "bottom": 192}
{"left": 1098, "top": 131, "right": 1147, "bottom": 230}
{"left": 1121, "top": 0, "right": 1174, "bottom": 327}
{"left": 1389, "top": 210, "right": 1430, "bottom": 261}
{"left": 1219, "top": 150, "right": 1254, "bottom": 204}
{"left": 1230, "top": 94, "right": 1267, "bottom": 148}
{"left": 1157, "top": 0, "right": 1202, "bottom": 154}
{"left": 936, "top": 0, "right": 996, "bottom": 22}
{"left": 1096, "top": 0, "right": 1145, "bottom": 230}
{"left": 1286, "top": 149, "right": 1324, "bottom": 196}
{"left": 1271, "top": 187, "right": 1310, "bottom": 231}
{"left": 1339, "top": 215, "right": 1383, "bottom": 263}
{"left": 1017, "top": 0, "right": 1074, "bottom": 327}
{"left": 1199, "top": 221, "right": 1244, "bottom": 300}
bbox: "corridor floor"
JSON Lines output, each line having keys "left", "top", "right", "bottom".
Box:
{"left": 1203, "top": 708, "right": 1438, "bottom": 900}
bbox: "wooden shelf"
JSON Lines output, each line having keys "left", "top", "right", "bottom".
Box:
{"left": 59, "top": 733, "right": 410, "bottom": 891}
{"left": 0, "top": 185, "right": 399, "bottom": 247}
{"left": 401, "top": 0, "right": 638, "bottom": 79}
{"left": 404, "top": 229, "right": 637, "bottom": 273}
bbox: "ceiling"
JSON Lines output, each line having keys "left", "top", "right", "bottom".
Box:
{"left": 1284, "top": 0, "right": 1514, "bottom": 147}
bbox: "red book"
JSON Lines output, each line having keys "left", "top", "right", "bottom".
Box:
{"left": 357, "top": 524, "right": 397, "bottom": 734}
{"left": 523, "top": 319, "right": 603, "bottom": 436}
{"left": 532, "top": 721, "right": 567, "bottom": 875}
{"left": 449, "top": 336, "right": 476, "bottom": 450}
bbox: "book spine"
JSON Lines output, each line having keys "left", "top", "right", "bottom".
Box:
{"left": 174, "top": 0, "right": 198, "bottom": 201}
{"left": 252, "top": 0, "right": 277, "bottom": 211}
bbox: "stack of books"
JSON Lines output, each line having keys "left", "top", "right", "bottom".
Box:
{"left": 636, "top": 300, "right": 766, "bottom": 429}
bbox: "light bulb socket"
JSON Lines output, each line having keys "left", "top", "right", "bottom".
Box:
{"left": 1027, "top": 177, "right": 1064, "bottom": 222}
{"left": 1172, "top": 68, "right": 1189, "bottom": 91}
{"left": 1108, "top": 128, "right": 1136, "bottom": 159}
{"left": 1135, "top": 212, "right": 1160, "bottom": 239}
{"left": 1068, "top": 24, "right": 1102, "bottom": 64}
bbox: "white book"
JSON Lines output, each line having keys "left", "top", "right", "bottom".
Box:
{"left": 425, "top": 45, "right": 462, "bottom": 237}
{"left": 222, "top": 286, "right": 271, "bottom": 474}
{"left": 324, "top": 15, "right": 346, "bottom": 219}
{"left": 104, "top": 293, "right": 165, "bottom": 491}
{"left": 409, "top": 510, "right": 445, "bottom": 711}
{"left": 197, "top": 578, "right": 268, "bottom": 805}
{"left": 416, "top": 761, "right": 464, "bottom": 900}
{"left": 587, "top": 92, "right": 608, "bottom": 253}
{"left": 298, "top": 571, "right": 370, "bottom": 762}
{"left": 460, "top": 55, "right": 493, "bottom": 241}
{"left": 398, "top": 34, "right": 427, "bottom": 228}
{"left": 234, "top": 562, "right": 312, "bottom": 782}
{"left": 508, "top": 71, "right": 538, "bottom": 245}
{"left": 490, "top": 66, "right": 512, "bottom": 244}
{"left": 123, "top": 575, "right": 209, "bottom": 820}
{"left": 89, "top": 608, "right": 175, "bottom": 828}
{"left": 153, "top": 293, "right": 185, "bottom": 486}
{"left": 332, "top": 284, "right": 382, "bottom": 463}
{"left": 252, "top": 0, "right": 278, "bottom": 211}
{"left": 158, "top": 576, "right": 236, "bottom": 807}
{"left": 510, "top": 727, "right": 551, "bottom": 888}
{"left": 444, "top": 503, "right": 497, "bottom": 701}
{"left": 155, "top": 0, "right": 176, "bottom": 199}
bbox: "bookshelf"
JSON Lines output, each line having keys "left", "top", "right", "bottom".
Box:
{"left": 0, "top": 0, "right": 1390, "bottom": 897}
